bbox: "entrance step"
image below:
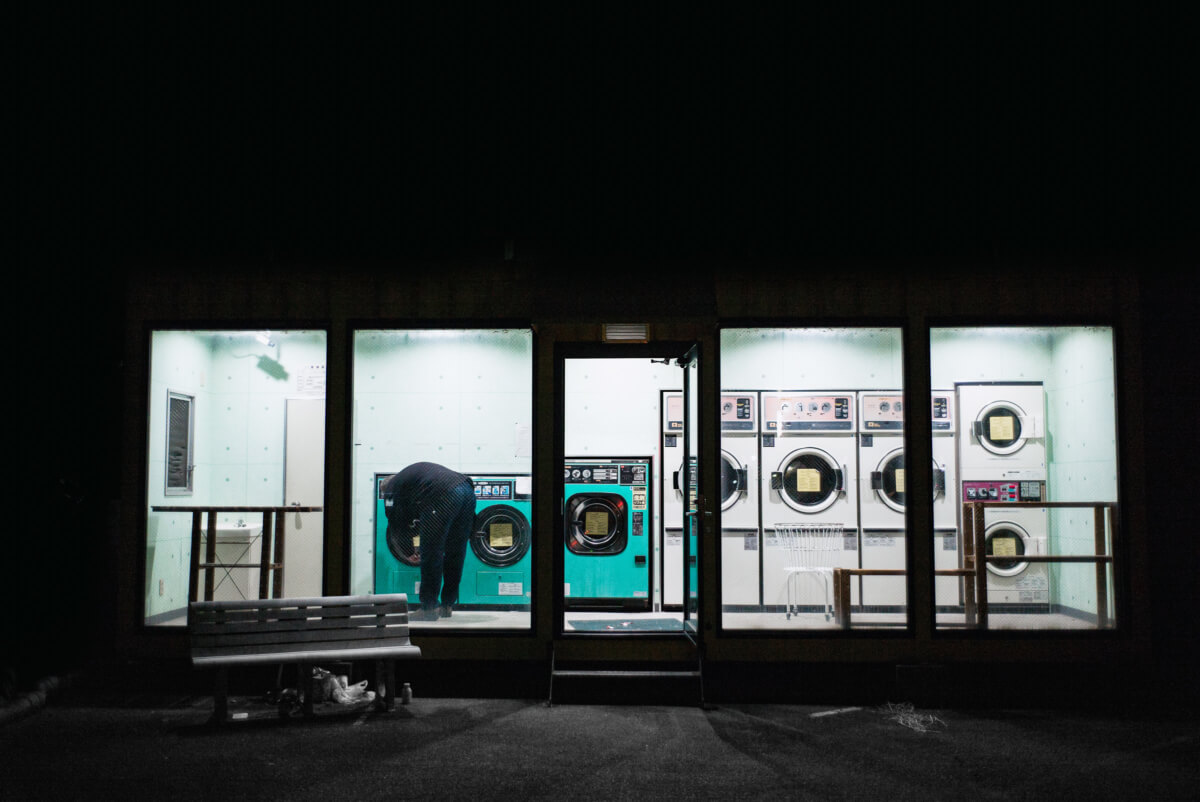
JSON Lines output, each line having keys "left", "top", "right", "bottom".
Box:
{"left": 548, "top": 651, "right": 707, "bottom": 707}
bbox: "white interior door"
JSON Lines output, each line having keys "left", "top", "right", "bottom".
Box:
{"left": 285, "top": 397, "right": 325, "bottom": 597}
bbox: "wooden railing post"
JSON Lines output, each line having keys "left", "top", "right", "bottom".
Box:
{"left": 273, "top": 509, "right": 286, "bottom": 598}
{"left": 188, "top": 511, "right": 202, "bottom": 604}
{"left": 205, "top": 510, "right": 217, "bottom": 601}
{"left": 259, "top": 510, "right": 274, "bottom": 600}
{"left": 1094, "top": 504, "right": 1110, "bottom": 629}
{"left": 973, "top": 503, "right": 988, "bottom": 631}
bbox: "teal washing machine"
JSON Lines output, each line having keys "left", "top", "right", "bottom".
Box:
{"left": 374, "top": 473, "right": 532, "bottom": 609}
{"left": 563, "top": 457, "right": 652, "bottom": 611}
{"left": 461, "top": 474, "right": 532, "bottom": 608}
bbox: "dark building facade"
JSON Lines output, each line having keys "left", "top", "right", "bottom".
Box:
{"left": 10, "top": 5, "right": 1197, "bottom": 708}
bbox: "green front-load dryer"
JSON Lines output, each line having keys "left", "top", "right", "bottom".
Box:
{"left": 461, "top": 474, "right": 532, "bottom": 608}
{"left": 563, "top": 457, "right": 652, "bottom": 611}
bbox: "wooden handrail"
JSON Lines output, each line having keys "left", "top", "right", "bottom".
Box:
{"left": 964, "top": 500, "right": 1117, "bottom": 631}
{"left": 150, "top": 505, "right": 323, "bottom": 603}
{"left": 833, "top": 501, "right": 1118, "bottom": 630}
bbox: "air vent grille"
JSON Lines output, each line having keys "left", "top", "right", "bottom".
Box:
{"left": 602, "top": 324, "right": 650, "bottom": 343}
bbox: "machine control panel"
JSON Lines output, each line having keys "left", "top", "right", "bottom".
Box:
{"left": 859, "top": 392, "right": 955, "bottom": 431}
{"left": 473, "top": 480, "right": 513, "bottom": 500}
{"left": 764, "top": 393, "right": 854, "bottom": 431}
{"left": 720, "top": 394, "right": 757, "bottom": 432}
{"left": 962, "top": 480, "right": 1045, "bottom": 502}
{"left": 563, "top": 462, "right": 648, "bottom": 486}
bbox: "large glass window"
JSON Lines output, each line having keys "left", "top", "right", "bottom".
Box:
{"left": 144, "top": 330, "right": 328, "bottom": 626}
{"left": 352, "top": 329, "right": 533, "bottom": 630}
{"left": 720, "top": 328, "right": 905, "bottom": 631}
{"left": 931, "top": 327, "right": 1118, "bottom": 631}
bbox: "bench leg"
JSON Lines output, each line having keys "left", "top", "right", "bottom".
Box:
{"left": 299, "top": 663, "right": 314, "bottom": 717}
{"left": 212, "top": 666, "right": 229, "bottom": 723}
{"left": 375, "top": 660, "right": 395, "bottom": 712}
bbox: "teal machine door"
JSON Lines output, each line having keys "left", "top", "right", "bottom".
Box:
{"left": 563, "top": 457, "right": 652, "bottom": 611}
{"left": 375, "top": 472, "right": 532, "bottom": 609}
{"left": 375, "top": 472, "right": 421, "bottom": 598}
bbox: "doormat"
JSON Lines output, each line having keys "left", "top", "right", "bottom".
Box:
{"left": 567, "top": 618, "right": 684, "bottom": 632}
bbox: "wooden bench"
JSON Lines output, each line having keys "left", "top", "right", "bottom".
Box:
{"left": 189, "top": 593, "right": 421, "bottom": 722}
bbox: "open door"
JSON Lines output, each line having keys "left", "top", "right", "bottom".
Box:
{"left": 679, "top": 345, "right": 701, "bottom": 636}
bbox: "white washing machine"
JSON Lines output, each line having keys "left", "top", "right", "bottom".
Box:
{"left": 660, "top": 391, "right": 761, "bottom": 608}
{"left": 760, "top": 391, "right": 859, "bottom": 610}
{"left": 857, "top": 391, "right": 960, "bottom": 609}
{"left": 962, "top": 480, "right": 1050, "bottom": 607}
{"left": 957, "top": 382, "right": 1046, "bottom": 480}
{"left": 718, "top": 392, "right": 761, "bottom": 606}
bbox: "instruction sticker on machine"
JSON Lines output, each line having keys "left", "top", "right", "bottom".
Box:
{"left": 989, "top": 415, "right": 1015, "bottom": 441}
{"left": 585, "top": 512, "right": 609, "bottom": 535}
{"left": 796, "top": 469, "right": 822, "bottom": 493}
{"left": 498, "top": 581, "right": 523, "bottom": 596}
{"left": 894, "top": 469, "right": 906, "bottom": 494}
{"left": 489, "top": 523, "right": 513, "bottom": 548}
{"left": 993, "top": 537, "right": 1018, "bottom": 557}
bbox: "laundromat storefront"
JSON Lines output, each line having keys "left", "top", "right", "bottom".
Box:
{"left": 140, "top": 326, "right": 1121, "bottom": 637}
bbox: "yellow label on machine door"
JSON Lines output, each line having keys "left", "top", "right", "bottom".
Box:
{"left": 585, "top": 512, "right": 609, "bottom": 535}
{"left": 489, "top": 523, "right": 513, "bottom": 548}
{"left": 993, "top": 537, "right": 1018, "bottom": 557}
{"left": 989, "top": 415, "right": 1015, "bottom": 441}
{"left": 795, "top": 469, "right": 822, "bottom": 493}
{"left": 412, "top": 536, "right": 420, "bottom": 548}
{"left": 894, "top": 469, "right": 906, "bottom": 494}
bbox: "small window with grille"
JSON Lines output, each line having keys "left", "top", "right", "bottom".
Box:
{"left": 165, "top": 391, "right": 194, "bottom": 495}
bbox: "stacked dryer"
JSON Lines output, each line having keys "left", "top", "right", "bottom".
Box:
{"left": 957, "top": 382, "right": 1050, "bottom": 609}
{"left": 760, "top": 391, "right": 860, "bottom": 610}
{"left": 857, "top": 391, "right": 959, "bottom": 611}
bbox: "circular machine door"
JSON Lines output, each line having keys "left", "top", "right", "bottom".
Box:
{"left": 777, "top": 447, "right": 844, "bottom": 514}
{"left": 983, "top": 521, "right": 1032, "bottom": 576}
{"left": 470, "top": 504, "right": 531, "bottom": 567}
{"left": 975, "top": 400, "right": 1030, "bottom": 456}
{"left": 719, "top": 450, "right": 747, "bottom": 512}
{"left": 565, "top": 493, "right": 627, "bottom": 555}
{"left": 873, "top": 450, "right": 945, "bottom": 513}
{"left": 385, "top": 527, "right": 421, "bottom": 566}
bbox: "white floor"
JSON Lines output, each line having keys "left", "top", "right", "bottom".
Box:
{"left": 154, "top": 608, "right": 1099, "bottom": 632}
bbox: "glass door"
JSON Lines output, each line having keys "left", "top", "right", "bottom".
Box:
{"left": 679, "top": 345, "right": 701, "bottom": 635}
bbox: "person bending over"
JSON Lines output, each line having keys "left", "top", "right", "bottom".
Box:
{"left": 383, "top": 462, "right": 476, "bottom": 621}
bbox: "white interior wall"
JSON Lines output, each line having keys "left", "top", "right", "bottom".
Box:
{"left": 722, "top": 328, "right": 904, "bottom": 389}
{"left": 351, "top": 330, "right": 533, "bottom": 594}
{"left": 144, "top": 330, "right": 326, "bottom": 620}
{"left": 1046, "top": 328, "right": 1118, "bottom": 616}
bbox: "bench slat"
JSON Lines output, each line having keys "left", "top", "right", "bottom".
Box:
{"left": 191, "top": 601, "right": 409, "bottom": 622}
{"left": 191, "top": 615, "right": 408, "bottom": 636}
{"left": 193, "top": 626, "right": 411, "bottom": 650}
{"left": 191, "top": 593, "right": 410, "bottom": 611}
{"left": 193, "top": 644, "right": 421, "bottom": 668}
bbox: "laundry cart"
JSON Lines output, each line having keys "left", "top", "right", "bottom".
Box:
{"left": 775, "top": 522, "right": 844, "bottom": 621}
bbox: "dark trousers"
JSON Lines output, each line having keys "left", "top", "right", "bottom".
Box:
{"left": 417, "top": 480, "right": 476, "bottom": 609}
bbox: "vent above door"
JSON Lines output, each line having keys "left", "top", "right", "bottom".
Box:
{"left": 602, "top": 323, "right": 651, "bottom": 343}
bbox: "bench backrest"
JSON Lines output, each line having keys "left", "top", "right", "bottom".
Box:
{"left": 190, "top": 594, "right": 412, "bottom": 662}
